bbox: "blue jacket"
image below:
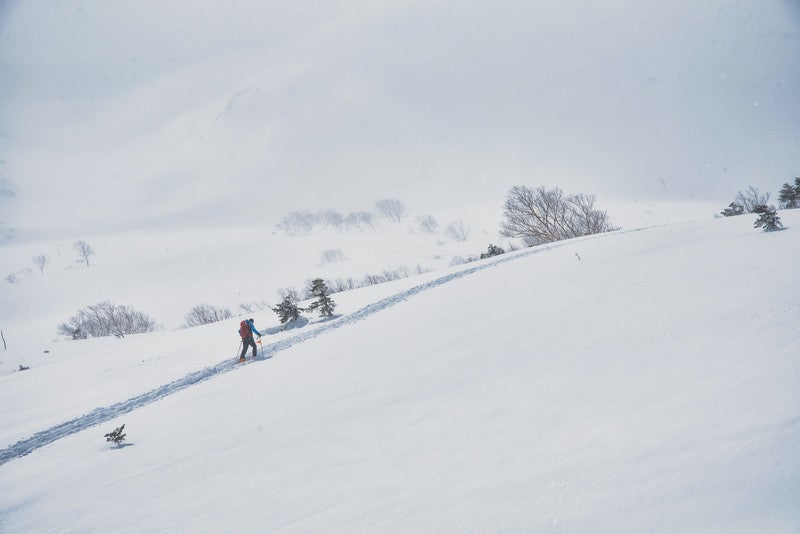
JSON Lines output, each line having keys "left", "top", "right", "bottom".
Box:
{"left": 240, "top": 319, "right": 262, "bottom": 337}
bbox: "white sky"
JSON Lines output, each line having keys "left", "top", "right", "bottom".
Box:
{"left": 1, "top": 1, "right": 799, "bottom": 235}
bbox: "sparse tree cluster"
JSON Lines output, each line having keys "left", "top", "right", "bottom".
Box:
{"left": 375, "top": 198, "right": 407, "bottom": 222}
{"left": 271, "top": 279, "right": 338, "bottom": 323}
{"left": 183, "top": 304, "right": 233, "bottom": 328}
{"left": 500, "top": 185, "right": 616, "bottom": 246}
{"left": 721, "top": 186, "right": 772, "bottom": 216}
{"left": 719, "top": 182, "right": 791, "bottom": 232}
{"left": 57, "top": 300, "right": 159, "bottom": 339}
{"left": 277, "top": 209, "right": 377, "bottom": 235}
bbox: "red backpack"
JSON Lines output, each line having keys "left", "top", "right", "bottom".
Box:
{"left": 239, "top": 320, "right": 252, "bottom": 338}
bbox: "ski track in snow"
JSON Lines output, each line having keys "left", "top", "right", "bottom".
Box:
{"left": 0, "top": 235, "right": 602, "bottom": 467}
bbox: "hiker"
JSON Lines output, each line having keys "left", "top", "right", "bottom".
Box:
{"left": 238, "top": 318, "right": 262, "bottom": 362}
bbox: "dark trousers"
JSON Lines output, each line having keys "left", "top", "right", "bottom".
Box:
{"left": 241, "top": 336, "right": 257, "bottom": 357}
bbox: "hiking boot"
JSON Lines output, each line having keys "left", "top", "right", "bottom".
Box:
{"left": 238, "top": 356, "right": 245, "bottom": 363}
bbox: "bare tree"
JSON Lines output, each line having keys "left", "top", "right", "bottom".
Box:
{"left": 375, "top": 198, "right": 407, "bottom": 223}
{"left": 183, "top": 303, "right": 233, "bottom": 328}
{"left": 32, "top": 254, "right": 50, "bottom": 274}
{"left": 500, "top": 185, "right": 616, "bottom": 246}
{"left": 74, "top": 240, "right": 95, "bottom": 266}
{"left": 445, "top": 220, "right": 471, "bottom": 241}
{"left": 57, "top": 300, "right": 159, "bottom": 338}
{"left": 344, "top": 211, "right": 375, "bottom": 231}
{"left": 277, "top": 211, "right": 316, "bottom": 235}
{"left": 734, "top": 186, "right": 771, "bottom": 214}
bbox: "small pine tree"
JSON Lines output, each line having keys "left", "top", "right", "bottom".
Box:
{"left": 480, "top": 244, "right": 506, "bottom": 259}
{"left": 778, "top": 177, "right": 800, "bottom": 209}
{"left": 720, "top": 202, "right": 745, "bottom": 217}
{"left": 753, "top": 206, "right": 784, "bottom": 232}
{"left": 307, "top": 278, "right": 336, "bottom": 318}
{"left": 272, "top": 297, "right": 304, "bottom": 324}
{"left": 104, "top": 424, "right": 127, "bottom": 446}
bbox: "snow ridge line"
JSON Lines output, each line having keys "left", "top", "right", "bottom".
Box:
{"left": 0, "top": 237, "right": 586, "bottom": 467}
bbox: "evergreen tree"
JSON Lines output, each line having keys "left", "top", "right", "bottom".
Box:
{"left": 307, "top": 278, "right": 336, "bottom": 318}
{"left": 480, "top": 244, "right": 506, "bottom": 259}
{"left": 720, "top": 202, "right": 745, "bottom": 217}
{"left": 104, "top": 424, "right": 127, "bottom": 446}
{"left": 272, "top": 297, "right": 304, "bottom": 324}
{"left": 753, "top": 206, "right": 784, "bottom": 232}
{"left": 778, "top": 177, "right": 800, "bottom": 209}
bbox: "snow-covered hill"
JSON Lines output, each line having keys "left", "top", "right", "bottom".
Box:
{"left": 1, "top": 211, "right": 798, "bottom": 532}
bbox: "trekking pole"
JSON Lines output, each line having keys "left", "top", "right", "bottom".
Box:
{"left": 256, "top": 336, "right": 262, "bottom": 357}
{"left": 235, "top": 340, "right": 242, "bottom": 359}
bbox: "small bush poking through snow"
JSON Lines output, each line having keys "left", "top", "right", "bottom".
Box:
{"left": 104, "top": 424, "right": 126, "bottom": 447}
{"left": 480, "top": 244, "right": 506, "bottom": 259}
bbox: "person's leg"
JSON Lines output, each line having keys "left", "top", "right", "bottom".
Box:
{"left": 250, "top": 337, "right": 258, "bottom": 357}
{"left": 240, "top": 338, "right": 249, "bottom": 358}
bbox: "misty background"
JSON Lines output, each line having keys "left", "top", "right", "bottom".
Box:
{"left": 1, "top": 0, "right": 798, "bottom": 238}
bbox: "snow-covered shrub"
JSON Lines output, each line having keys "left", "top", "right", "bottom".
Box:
{"left": 57, "top": 301, "right": 159, "bottom": 339}
{"left": 183, "top": 304, "right": 233, "bottom": 328}
{"left": 445, "top": 220, "right": 470, "bottom": 241}
{"left": 328, "top": 278, "right": 360, "bottom": 293}
{"left": 238, "top": 300, "right": 271, "bottom": 314}
{"left": 449, "top": 255, "right": 478, "bottom": 266}
{"left": 720, "top": 202, "right": 745, "bottom": 217}
{"left": 480, "top": 244, "right": 506, "bottom": 259}
{"left": 416, "top": 214, "right": 439, "bottom": 233}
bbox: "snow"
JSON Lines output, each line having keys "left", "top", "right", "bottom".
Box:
{"left": 1, "top": 211, "right": 798, "bottom": 532}
{"left": 1, "top": 1, "right": 799, "bottom": 530}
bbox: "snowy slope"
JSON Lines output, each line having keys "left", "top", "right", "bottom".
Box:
{"left": 1, "top": 211, "right": 798, "bottom": 532}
